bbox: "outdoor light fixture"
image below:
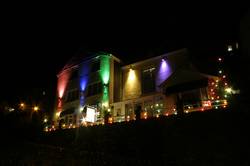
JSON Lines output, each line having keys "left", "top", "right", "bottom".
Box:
{"left": 33, "top": 106, "right": 39, "bottom": 111}
{"left": 58, "top": 72, "right": 71, "bottom": 98}
{"left": 225, "top": 87, "right": 232, "bottom": 94}
{"left": 102, "top": 101, "right": 109, "bottom": 108}
{"left": 157, "top": 58, "right": 171, "bottom": 86}
{"left": 227, "top": 45, "right": 233, "bottom": 52}
{"left": 128, "top": 68, "right": 136, "bottom": 82}
{"left": 56, "top": 112, "right": 61, "bottom": 117}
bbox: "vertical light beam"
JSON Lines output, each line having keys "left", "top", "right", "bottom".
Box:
{"left": 157, "top": 59, "right": 171, "bottom": 86}
{"left": 100, "top": 55, "right": 110, "bottom": 107}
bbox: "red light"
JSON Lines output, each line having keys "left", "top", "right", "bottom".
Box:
{"left": 58, "top": 72, "right": 71, "bottom": 98}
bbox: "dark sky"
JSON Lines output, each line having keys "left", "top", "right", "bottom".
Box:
{"left": 0, "top": 4, "right": 248, "bottom": 105}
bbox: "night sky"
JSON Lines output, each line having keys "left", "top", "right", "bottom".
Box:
{"left": 0, "top": 5, "right": 249, "bottom": 108}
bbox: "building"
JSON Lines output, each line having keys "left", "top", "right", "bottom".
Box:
{"left": 53, "top": 49, "right": 227, "bottom": 128}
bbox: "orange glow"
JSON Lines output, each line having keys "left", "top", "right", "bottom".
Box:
{"left": 126, "top": 115, "right": 130, "bottom": 122}
{"left": 108, "top": 117, "right": 113, "bottom": 124}
{"left": 143, "top": 112, "right": 147, "bottom": 119}
{"left": 202, "top": 100, "right": 211, "bottom": 107}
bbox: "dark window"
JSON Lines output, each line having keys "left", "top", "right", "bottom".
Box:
{"left": 70, "top": 70, "right": 78, "bottom": 80}
{"left": 65, "top": 90, "right": 79, "bottom": 102}
{"left": 91, "top": 60, "right": 100, "bottom": 73}
{"left": 142, "top": 67, "right": 155, "bottom": 94}
{"left": 87, "top": 82, "right": 102, "bottom": 96}
{"left": 182, "top": 89, "right": 201, "bottom": 105}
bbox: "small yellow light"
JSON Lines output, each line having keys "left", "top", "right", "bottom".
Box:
{"left": 56, "top": 112, "right": 61, "bottom": 117}
{"left": 33, "top": 106, "right": 39, "bottom": 111}
{"left": 225, "top": 87, "right": 232, "bottom": 93}
{"left": 20, "top": 103, "right": 25, "bottom": 107}
{"left": 44, "top": 118, "right": 48, "bottom": 123}
{"left": 126, "top": 115, "right": 130, "bottom": 122}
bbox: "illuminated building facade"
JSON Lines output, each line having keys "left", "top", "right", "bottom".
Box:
{"left": 54, "top": 49, "right": 227, "bottom": 127}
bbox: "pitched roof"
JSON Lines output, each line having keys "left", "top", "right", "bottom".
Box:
{"left": 159, "top": 69, "right": 218, "bottom": 89}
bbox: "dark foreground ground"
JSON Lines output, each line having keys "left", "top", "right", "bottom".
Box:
{"left": 1, "top": 103, "right": 250, "bottom": 165}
